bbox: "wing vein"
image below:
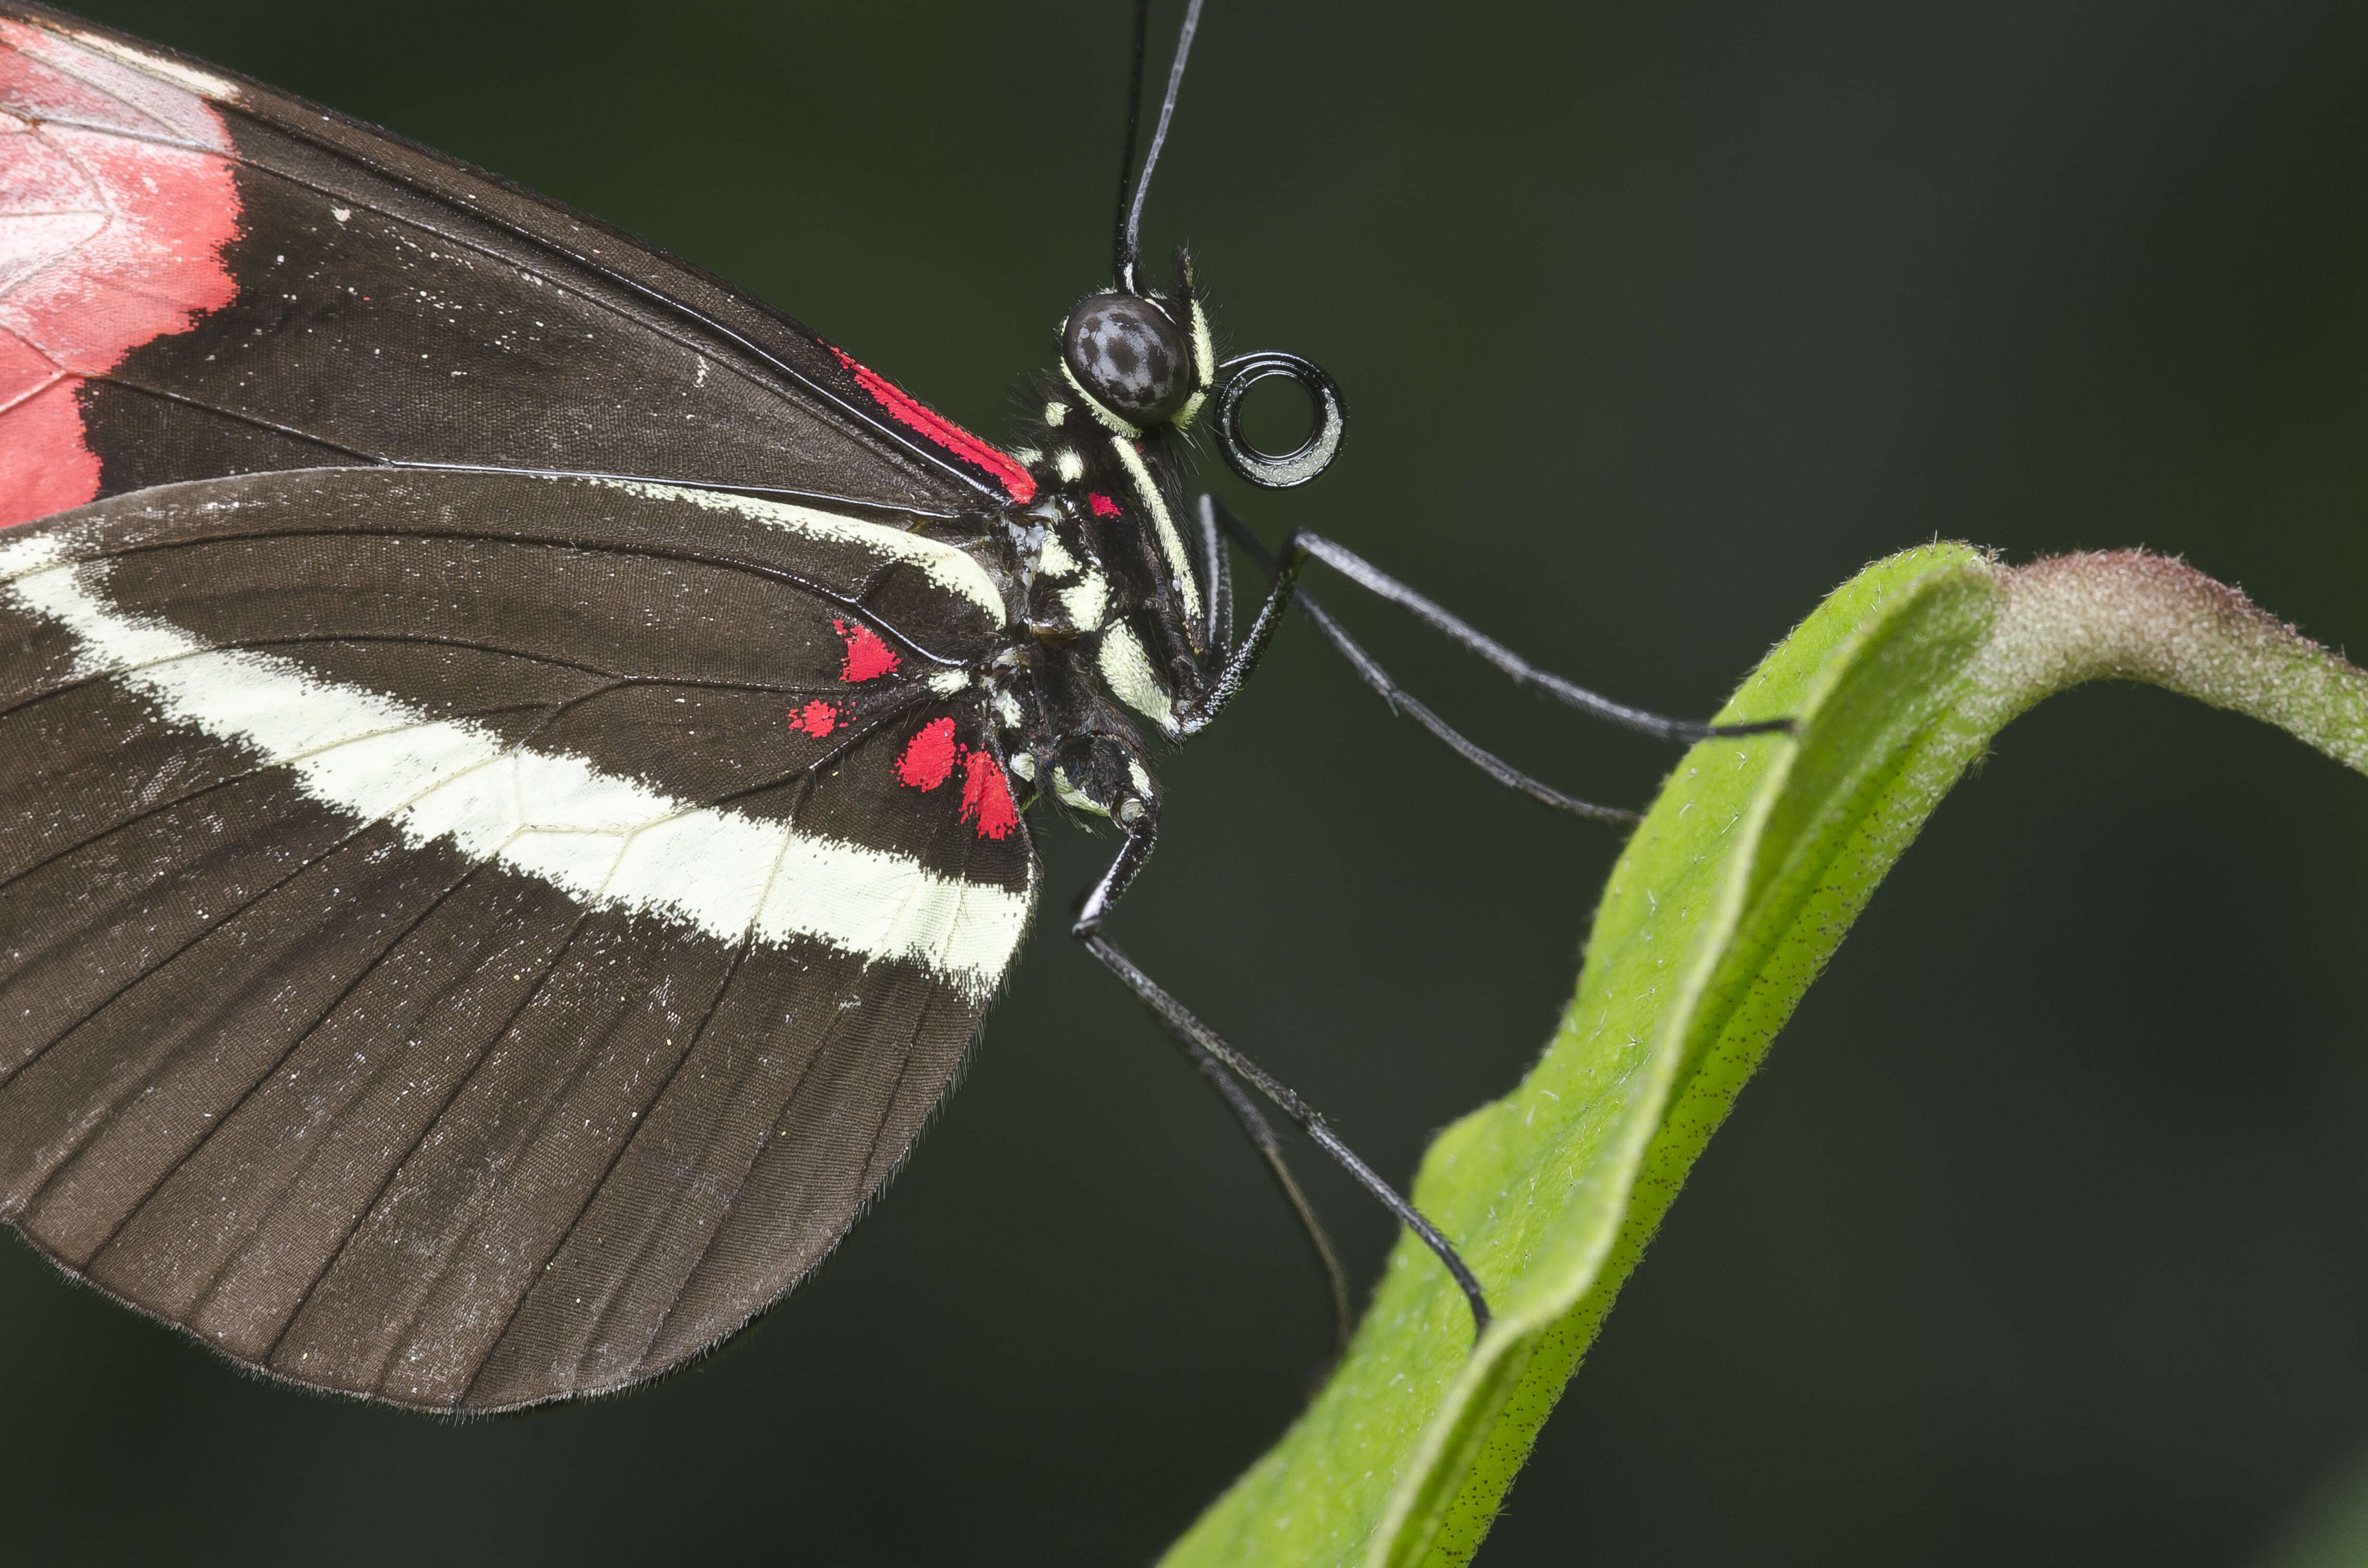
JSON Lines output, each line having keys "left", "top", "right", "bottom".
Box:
{"left": 80, "top": 375, "right": 387, "bottom": 462}
{"left": 50, "top": 527, "right": 974, "bottom": 665}
{"left": 10, "top": 43, "right": 195, "bottom": 140}
{"left": 457, "top": 936, "right": 752, "bottom": 1407}
{"left": 81, "top": 854, "right": 497, "bottom": 1271}
{"left": 255, "top": 900, "right": 599, "bottom": 1378}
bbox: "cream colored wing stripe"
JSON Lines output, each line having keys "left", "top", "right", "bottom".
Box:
{"left": 603, "top": 479, "right": 1007, "bottom": 626}
{"left": 0, "top": 533, "right": 1031, "bottom": 999}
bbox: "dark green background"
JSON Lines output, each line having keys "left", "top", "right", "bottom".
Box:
{"left": 7, "top": 1, "right": 2367, "bottom": 1562}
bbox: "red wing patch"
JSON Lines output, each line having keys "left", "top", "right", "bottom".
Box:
{"left": 894, "top": 716, "right": 1020, "bottom": 840}
{"left": 958, "top": 748, "right": 1019, "bottom": 840}
{"left": 831, "top": 618, "right": 900, "bottom": 682}
{"left": 0, "top": 21, "right": 239, "bottom": 528}
{"left": 895, "top": 716, "right": 958, "bottom": 790}
{"left": 826, "top": 343, "right": 1037, "bottom": 506}
{"left": 1087, "top": 491, "right": 1122, "bottom": 518}
{"left": 787, "top": 699, "right": 839, "bottom": 738}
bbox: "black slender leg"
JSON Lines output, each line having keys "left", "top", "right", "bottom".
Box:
{"left": 1182, "top": 499, "right": 1642, "bottom": 823}
{"left": 1285, "top": 591, "right": 1644, "bottom": 824}
{"left": 1276, "top": 519, "right": 1791, "bottom": 744}
{"left": 1170, "top": 1028, "right": 1353, "bottom": 1355}
{"left": 1205, "top": 497, "right": 1790, "bottom": 740}
{"left": 1122, "top": 501, "right": 1783, "bottom": 1343}
{"left": 1196, "top": 489, "right": 1235, "bottom": 656}
{"left": 1074, "top": 815, "right": 1494, "bottom": 1339}
{"left": 1071, "top": 810, "right": 1350, "bottom": 1350}
{"left": 1177, "top": 494, "right": 1308, "bottom": 731}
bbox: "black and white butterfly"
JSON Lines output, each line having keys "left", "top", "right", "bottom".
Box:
{"left": 0, "top": 0, "right": 1773, "bottom": 1410}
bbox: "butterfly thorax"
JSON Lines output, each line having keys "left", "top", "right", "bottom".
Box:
{"left": 983, "top": 269, "right": 1223, "bottom": 825}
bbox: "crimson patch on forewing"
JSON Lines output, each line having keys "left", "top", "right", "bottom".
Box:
{"left": 0, "top": 467, "right": 1038, "bottom": 1409}
{"left": 826, "top": 345, "right": 1038, "bottom": 505}
{"left": 0, "top": 4, "right": 1025, "bottom": 521}
{"left": 0, "top": 20, "right": 239, "bottom": 526}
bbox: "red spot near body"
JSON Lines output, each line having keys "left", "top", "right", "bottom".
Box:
{"left": 896, "top": 717, "right": 958, "bottom": 791}
{"left": 0, "top": 22, "right": 240, "bottom": 527}
{"left": 959, "top": 748, "right": 1020, "bottom": 840}
{"left": 831, "top": 618, "right": 900, "bottom": 682}
{"left": 826, "top": 344, "right": 1038, "bottom": 505}
{"left": 788, "top": 699, "right": 839, "bottom": 738}
{"left": 888, "top": 711, "right": 1024, "bottom": 839}
{"left": 1087, "top": 491, "right": 1123, "bottom": 519}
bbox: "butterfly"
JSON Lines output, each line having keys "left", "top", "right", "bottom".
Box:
{"left": 0, "top": 0, "right": 1772, "bottom": 1411}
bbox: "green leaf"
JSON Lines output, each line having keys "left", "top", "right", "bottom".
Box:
{"left": 2252, "top": 1438, "right": 2368, "bottom": 1568}
{"left": 1159, "top": 544, "right": 2368, "bottom": 1568}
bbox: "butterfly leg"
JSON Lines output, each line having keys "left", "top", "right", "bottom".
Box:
{"left": 1073, "top": 811, "right": 1493, "bottom": 1339}
{"left": 1067, "top": 811, "right": 1347, "bottom": 1349}
{"left": 1169, "top": 1009, "right": 1354, "bottom": 1356}
{"left": 1181, "top": 497, "right": 1786, "bottom": 820}
{"left": 1179, "top": 497, "right": 1646, "bottom": 823}
{"left": 1195, "top": 482, "right": 1236, "bottom": 656}
{"left": 1282, "top": 525, "right": 1790, "bottom": 741}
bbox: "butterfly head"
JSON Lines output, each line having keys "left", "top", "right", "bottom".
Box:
{"left": 1053, "top": 247, "right": 1348, "bottom": 495}
{"left": 1057, "top": 250, "right": 1216, "bottom": 440}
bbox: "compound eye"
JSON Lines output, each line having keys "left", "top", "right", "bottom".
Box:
{"left": 1061, "top": 292, "right": 1193, "bottom": 426}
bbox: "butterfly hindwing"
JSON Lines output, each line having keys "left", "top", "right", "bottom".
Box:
{"left": 0, "top": 467, "right": 1034, "bottom": 1409}
{"left": 0, "top": 2, "right": 1037, "bottom": 527}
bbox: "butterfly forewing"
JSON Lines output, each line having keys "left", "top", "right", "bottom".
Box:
{"left": 0, "top": 3, "right": 1062, "bottom": 1406}
{"left": 0, "top": 468, "right": 1035, "bottom": 1409}
{"left": 0, "top": 3, "right": 1035, "bottom": 524}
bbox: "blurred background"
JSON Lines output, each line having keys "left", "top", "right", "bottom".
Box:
{"left": 7, "top": 0, "right": 2368, "bottom": 1562}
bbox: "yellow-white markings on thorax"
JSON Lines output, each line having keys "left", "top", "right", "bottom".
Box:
{"left": 1059, "top": 567, "right": 1109, "bottom": 633}
{"left": 1036, "top": 530, "right": 1081, "bottom": 578}
{"left": 1050, "top": 765, "right": 1103, "bottom": 814}
{"left": 1053, "top": 448, "right": 1086, "bottom": 484}
{"left": 1110, "top": 437, "right": 1202, "bottom": 631}
{"left": 1174, "top": 297, "right": 1216, "bottom": 430}
{"left": 1027, "top": 525, "right": 1106, "bottom": 632}
{"left": 1097, "top": 620, "right": 1174, "bottom": 732}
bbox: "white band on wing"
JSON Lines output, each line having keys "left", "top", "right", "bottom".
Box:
{"left": 0, "top": 532, "right": 1031, "bottom": 998}
{"left": 603, "top": 479, "right": 1009, "bottom": 626}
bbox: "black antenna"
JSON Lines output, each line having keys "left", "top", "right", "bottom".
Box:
{"left": 1114, "top": 0, "right": 1205, "bottom": 295}
{"left": 1110, "top": 0, "right": 1150, "bottom": 290}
